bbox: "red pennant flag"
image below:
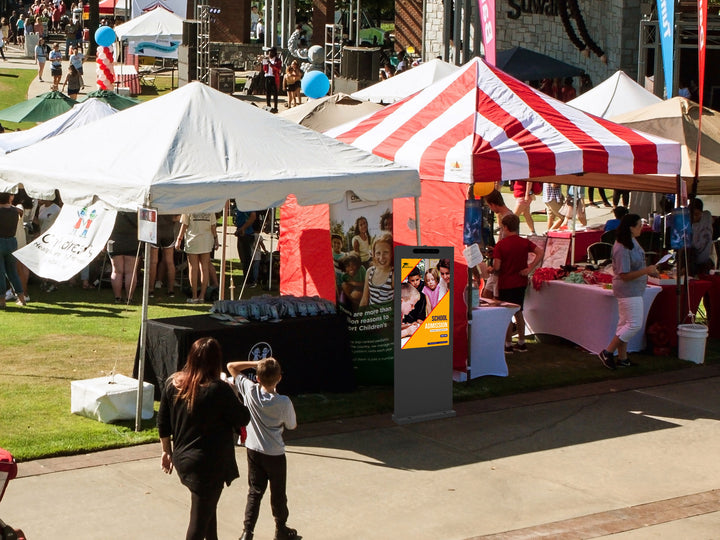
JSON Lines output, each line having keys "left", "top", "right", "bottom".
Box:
{"left": 695, "top": 0, "right": 707, "bottom": 184}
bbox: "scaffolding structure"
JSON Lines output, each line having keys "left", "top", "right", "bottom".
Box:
{"left": 324, "top": 24, "right": 343, "bottom": 92}
{"left": 196, "top": 1, "right": 211, "bottom": 84}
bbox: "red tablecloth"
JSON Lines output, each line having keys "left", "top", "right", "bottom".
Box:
{"left": 547, "top": 229, "right": 604, "bottom": 264}
{"left": 699, "top": 273, "right": 720, "bottom": 339}
{"left": 645, "top": 279, "right": 712, "bottom": 347}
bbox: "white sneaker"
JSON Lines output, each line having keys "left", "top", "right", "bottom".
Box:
{"left": 5, "top": 289, "right": 16, "bottom": 301}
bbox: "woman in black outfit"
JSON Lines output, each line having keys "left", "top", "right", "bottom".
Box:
{"left": 158, "top": 337, "right": 250, "bottom": 540}
{"left": 588, "top": 187, "right": 611, "bottom": 207}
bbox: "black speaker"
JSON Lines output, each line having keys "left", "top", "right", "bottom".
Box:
{"left": 340, "top": 46, "right": 381, "bottom": 81}
{"left": 183, "top": 20, "right": 198, "bottom": 48}
{"left": 210, "top": 67, "right": 235, "bottom": 93}
{"left": 178, "top": 45, "right": 197, "bottom": 86}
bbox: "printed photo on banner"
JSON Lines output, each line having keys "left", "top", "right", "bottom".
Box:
{"left": 330, "top": 191, "right": 394, "bottom": 384}
{"left": 399, "top": 257, "right": 451, "bottom": 349}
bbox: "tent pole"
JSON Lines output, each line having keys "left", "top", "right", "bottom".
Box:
{"left": 414, "top": 197, "right": 421, "bottom": 245}
{"left": 466, "top": 188, "right": 475, "bottom": 381}
{"left": 268, "top": 208, "right": 275, "bottom": 290}
{"left": 676, "top": 174, "right": 682, "bottom": 328}
{"left": 570, "top": 187, "right": 578, "bottom": 266}
{"left": 135, "top": 239, "right": 152, "bottom": 432}
{"left": 219, "top": 200, "right": 229, "bottom": 300}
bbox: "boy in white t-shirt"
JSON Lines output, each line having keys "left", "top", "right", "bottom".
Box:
{"left": 227, "top": 358, "right": 298, "bottom": 540}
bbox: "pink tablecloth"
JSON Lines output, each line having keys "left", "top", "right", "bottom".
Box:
{"left": 547, "top": 229, "right": 604, "bottom": 265}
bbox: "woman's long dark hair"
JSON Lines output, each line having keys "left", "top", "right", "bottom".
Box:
{"left": 172, "top": 337, "right": 223, "bottom": 412}
{"left": 616, "top": 213, "right": 642, "bottom": 250}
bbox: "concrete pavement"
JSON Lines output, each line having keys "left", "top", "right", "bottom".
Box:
{"left": 3, "top": 366, "right": 720, "bottom": 539}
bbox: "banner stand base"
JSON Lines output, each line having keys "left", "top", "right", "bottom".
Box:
{"left": 392, "top": 409, "right": 456, "bottom": 425}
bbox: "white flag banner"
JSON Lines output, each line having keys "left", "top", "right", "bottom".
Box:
{"left": 15, "top": 203, "right": 117, "bottom": 282}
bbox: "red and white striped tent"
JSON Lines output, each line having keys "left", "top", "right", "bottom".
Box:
{"left": 324, "top": 58, "right": 682, "bottom": 374}
{"left": 327, "top": 57, "right": 681, "bottom": 191}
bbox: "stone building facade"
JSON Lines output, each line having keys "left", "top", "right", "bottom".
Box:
{"left": 423, "top": 0, "right": 647, "bottom": 88}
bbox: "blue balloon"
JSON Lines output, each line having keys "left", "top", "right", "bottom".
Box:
{"left": 301, "top": 71, "right": 330, "bottom": 99}
{"left": 95, "top": 26, "right": 116, "bottom": 47}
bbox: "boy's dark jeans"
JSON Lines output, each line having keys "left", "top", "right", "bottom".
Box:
{"left": 244, "top": 449, "right": 289, "bottom": 532}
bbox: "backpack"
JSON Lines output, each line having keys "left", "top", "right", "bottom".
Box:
{"left": 0, "top": 448, "right": 17, "bottom": 502}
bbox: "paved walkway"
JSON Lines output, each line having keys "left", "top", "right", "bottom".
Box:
{"left": 3, "top": 366, "right": 720, "bottom": 539}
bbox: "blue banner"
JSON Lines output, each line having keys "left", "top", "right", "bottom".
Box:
{"left": 657, "top": 0, "right": 675, "bottom": 98}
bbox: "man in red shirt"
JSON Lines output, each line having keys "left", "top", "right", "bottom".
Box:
{"left": 492, "top": 214, "right": 544, "bottom": 353}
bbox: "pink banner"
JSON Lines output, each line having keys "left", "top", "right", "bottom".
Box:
{"left": 696, "top": 0, "right": 707, "bottom": 180}
{"left": 479, "top": 0, "right": 496, "bottom": 66}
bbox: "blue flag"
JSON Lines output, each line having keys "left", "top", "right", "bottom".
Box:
{"left": 656, "top": 0, "right": 675, "bottom": 98}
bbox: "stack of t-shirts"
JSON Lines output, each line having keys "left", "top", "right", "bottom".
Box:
{"left": 211, "top": 295, "right": 337, "bottom": 321}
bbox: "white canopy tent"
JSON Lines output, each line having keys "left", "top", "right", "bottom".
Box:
{"left": 567, "top": 70, "right": 662, "bottom": 118}
{"left": 0, "top": 82, "right": 420, "bottom": 212}
{"left": 0, "top": 82, "right": 420, "bottom": 429}
{"left": 350, "top": 58, "right": 460, "bottom": 104}
{"left": 113, "top": 6, "right": 183, "bottom": 59}
{"left": 0, "top": 100, "right": 117, "bottom": 155}
{"left": 113, "top": 6, "right": 183, "bottom": 41}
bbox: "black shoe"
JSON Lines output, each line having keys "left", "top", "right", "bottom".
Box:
{"left": 274, "top": 525, "right": 298, "bottom": 540}
{"left": 504, "top": 344, "right": 514, "bottom": 355}
{"left": 240, "top": 531, "right": 254, "bottom": 540}
{"left": 513, "top": 343, "right": 528, "bottom": 353}
{"left": 616, "top": 357, "right": 635, "bottom": 368}
{"left": 598, "top": 350, "right": 616, "bottom": 370}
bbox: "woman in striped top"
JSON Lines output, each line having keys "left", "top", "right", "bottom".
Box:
{"left": 360, "top": 233, "right": 393, "bottom": 306}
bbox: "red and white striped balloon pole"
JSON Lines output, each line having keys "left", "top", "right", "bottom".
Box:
{"left": 96, "top": 46, "right": 115, "bottom": 90}
{"left": 94, "top": 26, "right": 117, "bottom": 91}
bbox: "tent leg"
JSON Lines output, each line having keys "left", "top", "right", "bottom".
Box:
{"left": 220, "top": 200, "right": 229, "bottom": 300}
{"left": 570, "top": 189, "right": 578, "bottom": 266}
{"left": 268, "top": 208, "right": 275, "bottom": 290}
{"left": 414, "top": 197, "right": 421, "bottom": 245}
{"left": 135, "top": 241, "right": 152, "bottom": 432}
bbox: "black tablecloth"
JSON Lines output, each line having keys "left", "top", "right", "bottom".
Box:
{"left": 134, "top": 314, "right": 356, "bottom": 399}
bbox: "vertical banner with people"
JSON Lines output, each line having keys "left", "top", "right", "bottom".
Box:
{"left": 398, "top": 258, "right": 451, "bottom": 349}
{"left": 656, "top": 0, "right": 675, "bottom": 98}
{"left": 330, "top": 192, "right": 394, "bottom": 384}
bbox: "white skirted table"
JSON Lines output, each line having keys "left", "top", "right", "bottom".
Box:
{"left": 467, "top": 303, "right": 520, "bottom": 379}
{"left": 524, "top": 280, "right": 661, "bottom": 354}
{"left": 71, "top": 374, "right": 154, "bottom": 423}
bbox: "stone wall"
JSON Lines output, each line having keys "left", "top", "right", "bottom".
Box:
{"left": 424, "top": 0, "right": 641, "bottom": 87}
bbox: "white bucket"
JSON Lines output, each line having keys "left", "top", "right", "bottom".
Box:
{"left": 677, "top": 324, "right": 709, "bottom": 364}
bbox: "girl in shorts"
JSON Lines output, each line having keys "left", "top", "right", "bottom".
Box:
{"left": 61, "top": 64, "right": 83, "bottom": 100}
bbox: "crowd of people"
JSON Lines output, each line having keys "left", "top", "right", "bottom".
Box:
{"left": 0, "top": 187, "right": 270, "bottom": 306}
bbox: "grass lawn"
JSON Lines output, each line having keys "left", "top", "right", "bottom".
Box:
{"left": 0, "top": 67, "right": 42, "bottom": 131}
{"left": 2, "top": 275, "right": 717, "bottom": 461}
{"left": 1, "top": 67, "right": 718, "bottom": 464}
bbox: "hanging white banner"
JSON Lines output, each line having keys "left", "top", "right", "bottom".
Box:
{"left": 15, "top": 203, "right": 118, "bottom": 282}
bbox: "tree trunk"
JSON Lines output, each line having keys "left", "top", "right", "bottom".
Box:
{"left": 87, "top": 0, "right": 100, "bottom": 57}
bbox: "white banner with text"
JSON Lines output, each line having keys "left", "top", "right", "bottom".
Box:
{"left": 15, "top": 203, "right": 117, "bottom": 282}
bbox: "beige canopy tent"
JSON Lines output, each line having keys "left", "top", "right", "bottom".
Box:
{"left": 609, "top": 97, "right": 720, "bottom": 195}
{"left": 277, "top": 93, "right": 384, "bottom": 132}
